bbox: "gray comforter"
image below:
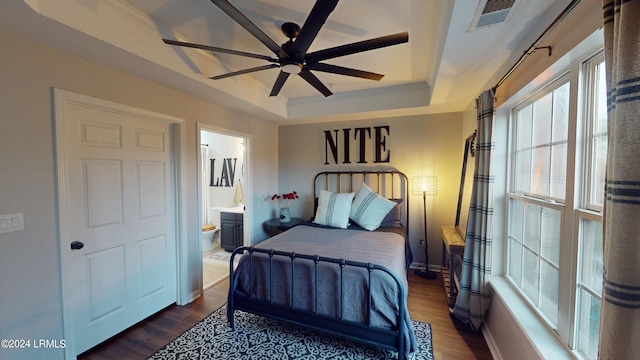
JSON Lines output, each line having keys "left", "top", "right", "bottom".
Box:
{"left": 233, "top": 224, "right": 418, "bottom": 356}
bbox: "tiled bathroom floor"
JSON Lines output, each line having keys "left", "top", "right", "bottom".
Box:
{"left": 203, "top": 247, "right": 230, "bottom": 290}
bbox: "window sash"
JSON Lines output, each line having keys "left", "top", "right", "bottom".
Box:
{"left": 507, "top": 195, "right": 563, "bottom": 328}
{"left": 511, "top": 79, "right": 570, "bottom": 203}
{"left": 582, "top": 54, "right": 607, "bottom": 211}
{"left": 574, "top": 212, "right": 603, "bottom": 360}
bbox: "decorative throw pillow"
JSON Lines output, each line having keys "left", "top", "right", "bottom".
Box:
{"left": 350, "top": 183, "right": 397, "bottom": 231}
{"left": 313, "top": 190, "right": 354, "bottom": 229}
{"left": 380, "top": 199, "right": 403, "bottom": 228}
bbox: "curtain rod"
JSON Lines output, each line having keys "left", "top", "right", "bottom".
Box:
{"left": 492, "top": 0, "right": 581, "bottom": 92}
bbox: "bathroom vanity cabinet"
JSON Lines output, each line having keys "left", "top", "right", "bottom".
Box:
{"left": 221, "top": 211, "right": 243, "bottom": 251}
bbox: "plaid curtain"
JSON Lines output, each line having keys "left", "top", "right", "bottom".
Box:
{"left": 451, "top": 89, "right": 495, "bottom": 330}
{"left": 600, "top": 1, "right": 640, "bottom": 358}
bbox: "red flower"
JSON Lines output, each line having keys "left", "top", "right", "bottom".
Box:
{"left": 271, "top": 191, "right": 299, "bottom": 207}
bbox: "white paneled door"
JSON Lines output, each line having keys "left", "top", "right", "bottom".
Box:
{"left": 56, "top": 92, "right": 178, "bottom": 356}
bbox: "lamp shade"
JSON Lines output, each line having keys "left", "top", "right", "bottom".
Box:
{"left": 411, "top": 176, "right": 437, "bottom": 196}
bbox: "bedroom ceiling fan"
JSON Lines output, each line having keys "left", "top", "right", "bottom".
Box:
{"left": 162, "top": 0, "right": 409, "bottom": 97}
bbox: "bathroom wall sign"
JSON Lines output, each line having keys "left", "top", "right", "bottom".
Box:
{"left": 210, "top": 158, "right": 237, "bottom": 187}
{"left": 324, "top": 125, "right": 390, "bottom": 165}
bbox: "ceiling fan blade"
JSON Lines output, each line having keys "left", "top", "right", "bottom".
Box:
{"left": 305, "top": 32, "right": 409, "bottom": 62}
{"left": 269, "top": 71, "right": 291, "bottom": 97}
{"left": 299, "top": 70, "right": 333, "bottom": 97}
{"left": 210, "top": 0, "right": 285, "bottom": 58}
{"left": 163, "top": 39, "right": 277, "bottom": 62}
{"left": 307, "top": 63, "right": 384, "bottom": 81}
{"left": 209, "top": 64, "right": 279, "bottom": 80}
{"left": 290, "top": 0, "right": 339, "bottom": 59}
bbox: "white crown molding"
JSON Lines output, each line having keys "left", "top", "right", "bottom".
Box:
{"left": 16, "top": 0, "right": 442, "bottom": 124}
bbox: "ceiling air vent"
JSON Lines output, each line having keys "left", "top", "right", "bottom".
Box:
{"left": 469, "top": 0, "right": 516, "bottom": 31}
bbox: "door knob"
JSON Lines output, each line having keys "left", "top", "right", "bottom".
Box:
{"left": 70, "top": 241, "right": 84, "bottom": 250}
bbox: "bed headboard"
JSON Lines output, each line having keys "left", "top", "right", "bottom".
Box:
{"left": 313, "top": 170, "right": 410, "bottom": 230}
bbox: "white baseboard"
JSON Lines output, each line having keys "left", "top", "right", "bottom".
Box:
{"left": 482, "top": 323, "right": 503, "bottom": 360}
{"left": 185, "top": 289, "right": 202, "bottom": 305}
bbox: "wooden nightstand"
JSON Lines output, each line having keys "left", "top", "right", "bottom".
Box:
{"left": 263, "top": 217, "right": 304, "bottom": 237}
{"left": 441, "top": 225, "right": 465, "bottom": 308}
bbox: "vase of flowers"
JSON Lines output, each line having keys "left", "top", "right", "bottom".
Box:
{"left": 279, "top": 207, "right": 291, "bottom": 223}
{"left": 271, "top": 191, "right": 298, "bottom": 223}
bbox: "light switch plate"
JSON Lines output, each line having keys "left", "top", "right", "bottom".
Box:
{"left": 0, "top": 213, "right": 24, "bottom": 234}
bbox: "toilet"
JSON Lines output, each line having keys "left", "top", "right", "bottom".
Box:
{"left": 202, "top": 225, "right": 220, "bottom": 251}
{"left": 202, "top": 208, "right": 223, "bottom": 251}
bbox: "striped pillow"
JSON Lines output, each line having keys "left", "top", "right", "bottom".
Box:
{"left": 313, "top": 190, "right": 354, "bottom": 229}
{"left": 350, "top": 183, "right": 397, "bottom": 231}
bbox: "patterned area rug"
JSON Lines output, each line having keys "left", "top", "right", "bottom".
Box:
{"left": 149, "top": 304, "right": 433, "bottom": 360}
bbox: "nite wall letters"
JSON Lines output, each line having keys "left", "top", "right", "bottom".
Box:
{"left": 210, "top": 158, "right": 237, "bottom": 187}
{"left": 324, "top": 126, "right": 390, "bottom": 165}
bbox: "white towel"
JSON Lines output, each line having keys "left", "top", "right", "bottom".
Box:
{"left": 233, "top": 181, "right": 244, "bottom": 205}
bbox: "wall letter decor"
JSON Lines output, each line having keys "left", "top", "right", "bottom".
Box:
{"left": 324, "top": 130, "right": 339, "bottom": 165}
{"left": 374, "top": 126, "right": 390, "bottom": 163}
{"left": 323, "top": 126, "right": 391, "bottom": 165}
{"left": 209, "top": 158, "right": 237, "bottom": 187}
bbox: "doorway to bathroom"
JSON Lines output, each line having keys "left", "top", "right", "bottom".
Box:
{"left": 198, "top": 126, "right": 249, "bottom": 290}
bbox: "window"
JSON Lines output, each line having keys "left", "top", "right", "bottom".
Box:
{"left": 508, "top": 78, "right": 569, "bottom": 328}
{"left": 574, "top": 54, "right": 606, "bottom": 359}
{"left": 575, "top": 217, "right": 603, "bottom": 357}
{"left": 586, "top": 60, "right": 608, "bottom": 211}
{"left": 512, "top": 81, "right": 570, "bottom": 201}
{"left": 506, "top": 52, "right": 606, "bottom": 359}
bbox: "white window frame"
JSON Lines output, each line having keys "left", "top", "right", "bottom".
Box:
{"left": 506, "top": 193, "right": 565, "bottom": 326}
{"left": 506, "top": 74, "right": 572, "bottom": 334}
{"left": 570, "top": 51, "right": 606, "bottom": 359}
{"left": 502, "top": 48, "right": 606, "bottom": 358}
{"left": 510, "top": 75, "right": 571, "bottom": 204}
{"left": 581, "top": 52, "right": 607, "bottom": 212}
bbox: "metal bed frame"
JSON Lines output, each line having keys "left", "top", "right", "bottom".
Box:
{"left": 227, "top": 170, "right": 411, "bottom": 358}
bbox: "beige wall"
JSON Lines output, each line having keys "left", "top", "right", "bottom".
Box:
{"left": 277, "top": 113, "right": 463, "bottom": 267}
{"left": 0, "top": 29, "right": 277, "bottom": 360}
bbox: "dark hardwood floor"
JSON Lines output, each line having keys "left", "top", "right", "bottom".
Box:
{"left": 79, "top": 271, "right": 493, "bottom": 360}
{"left": 406, "top": 271, "right": 493, "bottom": 360}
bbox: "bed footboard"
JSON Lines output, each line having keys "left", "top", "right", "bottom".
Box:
{"left": 228, "top": 246, "right": 408, "bottom": 358}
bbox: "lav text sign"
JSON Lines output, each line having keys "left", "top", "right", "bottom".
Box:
{"left": 210, "top": 158, "right": 237, "bottom": 187}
